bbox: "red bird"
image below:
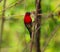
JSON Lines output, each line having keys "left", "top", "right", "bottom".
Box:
{"left": 24, "top": 12, "right": 32, "bottom": 38}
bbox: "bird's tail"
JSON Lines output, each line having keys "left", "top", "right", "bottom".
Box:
{"left": 25, "top": 22, "right": 32, "bottom": 38}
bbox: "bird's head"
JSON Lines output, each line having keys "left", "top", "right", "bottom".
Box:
{"left": 25, "top": 12, "right": 31, "bottom": 16}
{"left": 24, "top": 12, "right": 32, "bottom": 23}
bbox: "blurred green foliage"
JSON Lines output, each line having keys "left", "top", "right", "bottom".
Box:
{"left": 0, "top": 0, "right": 60, "bottom": 52}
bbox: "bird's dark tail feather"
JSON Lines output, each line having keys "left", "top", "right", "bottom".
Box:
{"left": 25, "top": 22, "right": 32, "bottom": 38}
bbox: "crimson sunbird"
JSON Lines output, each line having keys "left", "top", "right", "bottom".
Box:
{"left": 24, "top": 12, "right": 32, "bottom": 38}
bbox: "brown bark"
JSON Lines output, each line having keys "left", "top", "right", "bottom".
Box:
{"left": 35, "top": 0, "right": 41, "bottom": 52}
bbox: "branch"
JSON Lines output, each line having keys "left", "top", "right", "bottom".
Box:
{"left": 42, "top": 24, "right": 60, "bottom": 52}
{"left": 34, "top": 23, "right": 60, "bottom": 52}
{"left": 30, "top": 22, "right": 35, "bottom": 52}
{"left": 0, "top": 0, "right": 24, "bottom": 13}
{"left": 0, "top": 0, "right": 6, "bottom": 48}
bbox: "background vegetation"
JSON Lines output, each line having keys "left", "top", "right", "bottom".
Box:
{"left": 0, "top": 0, "right": 60, "bottom": 52}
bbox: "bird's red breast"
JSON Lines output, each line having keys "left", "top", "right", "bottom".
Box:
{"left": 24, "top": 14, "right": 32, "bottom": 24}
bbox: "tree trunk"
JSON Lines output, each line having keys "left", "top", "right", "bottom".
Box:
{"left": 35, "top": 0, "right": 41, "bottom": 52}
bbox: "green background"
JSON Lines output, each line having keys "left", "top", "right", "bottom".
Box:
{"left": 0, "top": 0, "right": 60, "bottom": 52}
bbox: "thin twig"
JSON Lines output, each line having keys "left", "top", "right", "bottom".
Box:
{"left": 30, "top": 22, "right": 35, "bottom": 52}
{"left": 0, "top": 0, "right": 24, "bottom": 13}
{"left": 42, "top": 24, "right": 60, "bottom": 52}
